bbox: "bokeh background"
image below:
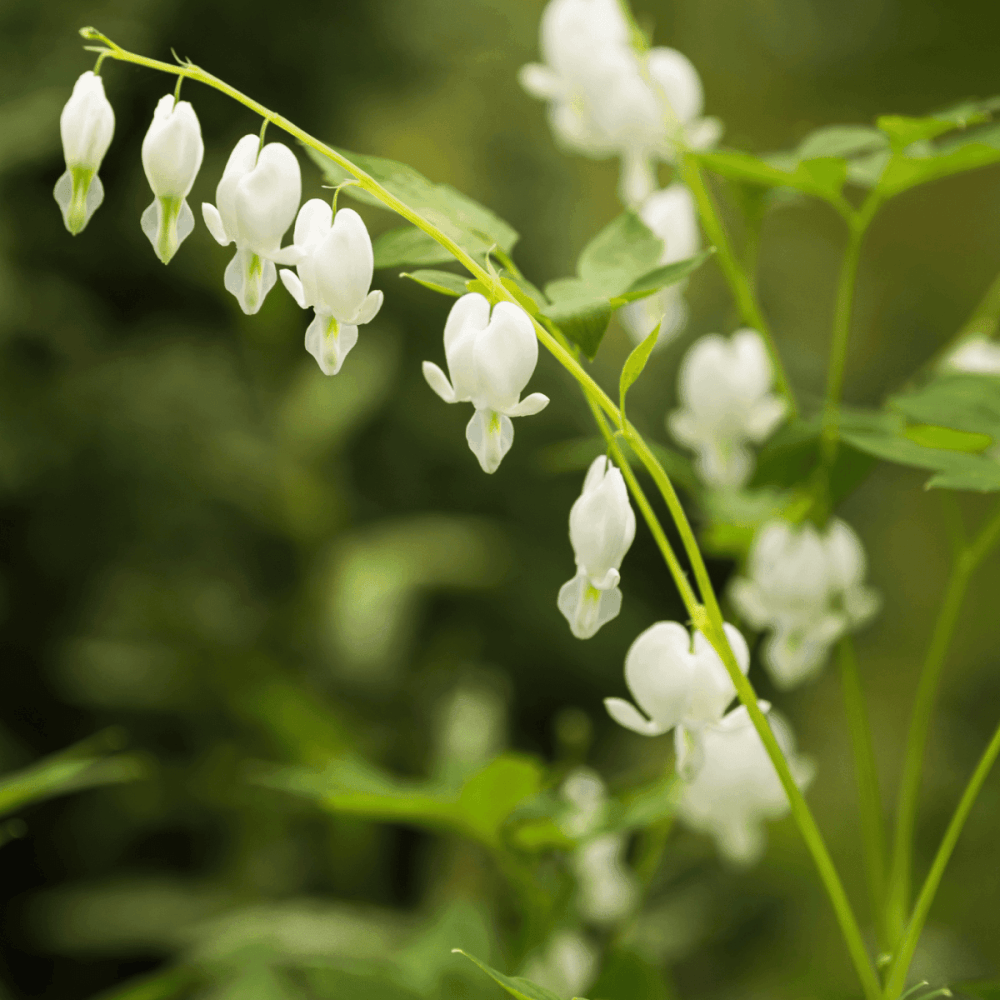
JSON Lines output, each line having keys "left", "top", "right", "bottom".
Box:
{"left": 3, "top": 0, "right": 1000, "bottom": 997}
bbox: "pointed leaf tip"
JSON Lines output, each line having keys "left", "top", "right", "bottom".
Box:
{"left": 619, "top": 320, "right": 662, "bottom": 424}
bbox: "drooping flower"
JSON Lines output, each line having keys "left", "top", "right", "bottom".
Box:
{"left": 140, "top": 94, "right": 204, "bottom": 264}
{"left": 202, "top": 135, "right": 303, "bottom": 315}
{"left": 668, "top": 329, "right": 787, "bottom": 488}
{"left": 943, "top": 335, "right": 1000, "bottom": 375}
{"left": 279, "top": 200, "right": 383, "bottom": 375}
{"left": 422, "top": 293, "right": 549, "bottom": 473}
{"left": 557, "top": 456, "right": 636, "bottom": 639}
{"left": 619, "top": 183, "right": 700, "bottom": 346}
{"left": 604, "top": 621, "right": 750, "bottom": 775}
{"left": 676, "top": 705, "right": 814, "bottom": 865}
{"left": 729, "top": 518, "right": 880, "bottom": 689}
{"left": 519, "top": 0, "right": 721, "bottom": 205}
{"left": 54, "top": 71, "right": 115, "bottom": 235}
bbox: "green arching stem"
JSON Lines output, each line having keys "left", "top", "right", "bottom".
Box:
{"left": 884, "top": 715, "right": 1000, "bottom": 998}
{"left": 172, "top": 72, "right": 183, "bottom": 104}
{"left": 820, "top": 192, "right": 881, "bottom": 464}
{"left": 679, "top": 153, "right": 798, "bottom": 419}
{"left": 885, "top": 499, "right": 1000, "bottom": 947}
{"left": 85, "top": 32, "right": 880, "bottom": 997}
{"left": 838, "top": 637, "right": 888, "bottom": 950}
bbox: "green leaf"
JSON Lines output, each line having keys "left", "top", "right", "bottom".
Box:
{"left": 589, "top": 948, "right": 672, "bottom": 1000}
{"left": 615, "top": 248, "right": 716, "bottom": 303}
{"left": 903, "top": 423, "right": 992, "bottom": 453}
{"left": 308, "top": 146, "right": 518, "bottom": 259}
{"left": 451, "top": 950, "right": 567, "bottom": 1000}
{"left": 696, "top": 150, "right": 848, "bottom": 204}
{"left": 575, "top": 210, "right": 663, "bottom": 297}
{"left": 795, "top": 125, "right": 889, "bottom": 161}
{"left": 372, "top": 226, "right": 454, "bottom": 269}
{"left": 457, "top": 754, "right": 545, "bottom": 846}
{"left": 540, "top": 296, "right": 612, "bottom": 360}
{"left": 0, "top": 732, "right": 146, "bottom": 819}
{"left": 619, "top": 322, "right": 661, "bottom": 424}
{"left": 400, "top": 269, "right": 469, "bottom": 298}
{"left": 889, "top": 373, "right": 1000, "bottom": 440}
{"left": 89, "top": 966, "right": 199, "bottom": 1000}
{"left": 877, "top": 96, "right": 1000, "bottom": 149}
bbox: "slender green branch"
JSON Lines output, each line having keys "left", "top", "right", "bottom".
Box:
{"left": 680, "top": 153, "right": 798, "bottom": 419}
{"left": 86, "top": 35, "right": 879, "bottom": 995}
{"left": 838, "top": 637, "right": 888, "bottom": 950}
{"left": 884, "top": 716, "right": 1000, "bottom": 998}
{"left": 820, "top": 195, "right": 880, "bottom": 464}
{"left": 885, "top": 500, "right": 1000, "bottom": 946}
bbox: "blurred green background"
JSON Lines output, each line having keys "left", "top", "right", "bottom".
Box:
{"left": 3, "top": 0, "right": 1000, "bottom": 997}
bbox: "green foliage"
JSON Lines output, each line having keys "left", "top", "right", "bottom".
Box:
{"left": 451, "top": 950, "right": 568, "bottom": 1000}
{"left": 619, "top": 322, "right": 662, "bottom": 426}
{"left": 695, "top": 149, "right": 850, "bottom": 206}
{"left": 889, "top": 373, "right": 1000, "bottom": 439}
{"left": 400, "top": 269, "right": 469, "bottom": 296}
{"left": 373, "top": 226, "right": 455, "bottom": 269}
{"left": 309, "top": 145, "right": 518, "bottom": 259}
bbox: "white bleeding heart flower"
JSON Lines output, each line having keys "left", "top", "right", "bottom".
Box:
{"left": 676, "top": 705, "right": 814, "bottom": 866}
{"left": 140, "top": 94, "right": 205, "bottom": 264}
{"left": 729, "top": 517, "right": 881, "bottom": 689}
{"left": 557, "top": 456, "right": 636, "bottom": 639}
{"left": 620, "top": 183, "right": 700, "bottom": 347}
{"left": 54, "top": 71, "right": 115, "bottom": 235}
{"left": 201, "top": 135, "right": 303, "bottom": 315}
{"left": 422, "top": 293, "right": 549, "bottom": 473}
{"left": 571, "top": 833, "right": 638, "bottom": 924}
{"left": 668, "top": 328, "right": 788, "bottom": 488}
{"left": 604, "top": 620, "right": 750, "bottom": 777}
{"left": 280, "top": 200, "right": 383, "bottom": 376}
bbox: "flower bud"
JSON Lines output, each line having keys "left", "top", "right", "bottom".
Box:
{"left": 140, "top": 95, "right": 205, "bottom": 264}
{"left": 54, "top": 71, "right": 115, "bottom": 235}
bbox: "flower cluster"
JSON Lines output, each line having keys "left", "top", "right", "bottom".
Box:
{"left": 55, "top": 72, "right": 381, "bottom": 377}
{"left": 605, "top": 621, "right": 813, "bottom": 863}
{"left": 668, "top": 328, "right": 788, "bottom": 488}
{"left": 519, "top": 0, "right": 720, "bottom": 207}
{"left": 730, "top": 518, "right": 881, "bottom": 689}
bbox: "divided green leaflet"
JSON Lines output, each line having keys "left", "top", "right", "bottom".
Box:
{"left": 452, "top": 950, "right": 569, "bottom": 1000}
{"left": 373, "top": 226, "right": 455, "bottom": 269}
{"left": 308, "top": 145, "right": 518, "bottom": 260}
{"left": 400, "top": 269, "right": 469, "bottom": 297}
{"left": 889, "top": 373, "right": 1000, "bottom": 440}
{"left": 619, "top": 321, "right": 662, "bottom": 424}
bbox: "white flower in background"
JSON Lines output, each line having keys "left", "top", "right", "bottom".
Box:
{"left": 280, "top": 200, "right": 383, "bottom": 375}
{"left": 54, "top": 71, "right": 115, "bottom": 235}
{"left": 522, "top": 930, "right": 597, "bottom": 1000}
{"left": 943, "top": 336, "right": 1000, "bottom": 375}
{"left": 202, "top": 135, "right": 303, "bottom": 315}
{"left": 729, "top": 518, "right": 880, "bottom": 689}
{"left": 519, "top": 0, "right": 720, "bottom": 205}
{"left": 422, "top": 293, "right": 549, "bottom": 473}
{"left": 558, "top": 457, "right": 636, "bottom": 639}
{"left": 677, "top": 705, "right": 814, "bottom": 865}
{"left": 140, "top": 95, "right": 204, "bottom": 264}
{"left": 620, "top": 183, "right": 700, "bottom": 347}
{"left": 572, "top": 833, "right": 638, "bottom": 924}
{"left": 668, "top": 329, "right": 787, "bottom": 488}
{"left": 605, "top": 621, "right": 749, "bottom": 776}
{"left": 559, "top": 767, "right": 608, "bottom": 838}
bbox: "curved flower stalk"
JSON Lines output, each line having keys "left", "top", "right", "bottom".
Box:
{"left": 140, "top": 94, "right": 204, "bottom": 264}
{"left": 422, "top": 293, "right": 549, "bottom": 473}
{"left": 54, "top": 71, "right": 115, "bottom": 234}
{"left": 677, "top": 705, "right": 815, "bottom": 865}
{"left": 943, "top": 335, "right": 1000, "bottom": 374}
{"left": 558, "top": 456, "right": 636, "bottom": 638}
{"left": 604, "top": 620, "right": 750, "bottom": 776}
{"left": 519, "top": 0, "right": 720, "bottom": 205}
{"left": 620, "top": 183, "right": 700, "bottom": 346}
{"left": 279, "top": 200, "right": 383, "bottom": 375}
{"left": 729, "top": 518, "right": 881, "bottom": 689}
{"left": 202, "top": 135, "right": 303, "bottom": 315}
{"left": 668, "top": 328, "right": 787, "bottom": 488}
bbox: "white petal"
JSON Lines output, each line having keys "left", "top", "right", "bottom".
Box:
{"left": 646, "top": 47, "right": 704, "bottom": 124}
{"left": 60, "top": 71, "right": 115, "bottom": 171}
{"left": 558, "top": 574, "right": 622, "bottom": 639}
{"left": 422, "top": 361, "right": 457, "bottom": 404}
{"left": 824, "top": 519, "right": 867, "bottom": 591}
{"left": 215, "top": 135, "right": 260, "bottom": 241}
{"left": 443, "top": 293, "right": 491, "bottom": 402}
{"left": 270, "top": 244, "right": 308, "bottom": 267}
{"left": 619, "top": 150, "right": 657, "bottom": 208}
{"left": 279, "top": 269, "right": 307, "bottom": 308}
{"left": 224, "top": 248, "right": 277, "bottom": 315}
{"left": 141, "top": 196, "right": 195, "bottom": 264}
{"left": 472, "top": 301, "right": 538, "bottom": 412}
{"left": 315, "top": 207, "right": 375, "bottom": 322}
{"left": 686, "top": 623, "right": 749, "bottom": 725}
{"left": 506, "top": 392, "right": 550, "bottom": 417}
{"left": 141, "top": 96, "right": 204, "bottom": 200}
{"left": 201, "top": 202, "right": 230, "bottom": 246}
{"left": 518, "top": 63, "right": 565, "bottom": 100}
{"left": 623, "top": 621, "right": 695, "bottom": 732}
{"left": 304, "top": 312, "right": 358, "bottom": 376}
{"left": 54, "top": 169, "right": 104, "bottom": 235}
{"left": 465, "top": 408, "right": 514, "bottom": 474}
{"left": 356, "top": 289, "right": 384, "bottom": 326}
{"left": 293, "top": 198, "right": 333, "bottom": 249}
{"left": 569, "top": 461, "right": 636, "bottom": 584}
{"left": 604, "top": 697, "right": 669, "bottom": 737}
{"left": 234, "top": 141, "right": 301, "bottom": 256}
